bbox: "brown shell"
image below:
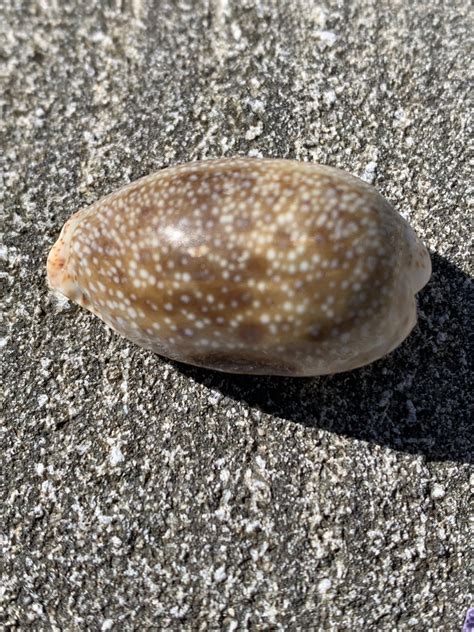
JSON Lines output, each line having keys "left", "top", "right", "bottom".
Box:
{"left": 47, "top": 158, "right": 431, "bottom": 376}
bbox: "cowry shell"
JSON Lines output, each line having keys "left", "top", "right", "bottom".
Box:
{"left": 47, "top": 158, "right": 431, "bottom": 376}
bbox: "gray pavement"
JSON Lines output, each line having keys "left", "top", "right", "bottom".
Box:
{"left": 1, "top": 1, "right": 472, "bottom": 629}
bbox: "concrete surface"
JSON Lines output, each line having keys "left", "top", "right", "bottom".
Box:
{"left": 1, "top": 0, "right": 472, "bottom": 629}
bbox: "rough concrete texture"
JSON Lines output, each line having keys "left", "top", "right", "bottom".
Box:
{"left": 1, "top": 0, "right": 472, "bottom": 629}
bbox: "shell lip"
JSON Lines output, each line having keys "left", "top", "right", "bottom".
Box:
{"left": 412, "top": 245, "right": 432, "bottom": 294}
{"left": 403, "top": 222, "right": 431, "bottom": 294}
{"left": 46, "top": 211, "right": 84, "bottom": 300}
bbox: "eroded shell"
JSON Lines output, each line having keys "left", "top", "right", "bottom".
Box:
{"left": 47, "top": 158, "right": 431, "bottom": 376}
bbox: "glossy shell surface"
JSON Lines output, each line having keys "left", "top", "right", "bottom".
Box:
{"left": 47, "top": 158, "right": 431, "bottom": 376}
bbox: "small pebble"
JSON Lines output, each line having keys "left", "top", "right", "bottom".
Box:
{"left": 431, "top": 484, "right": 446, "bottom": 499}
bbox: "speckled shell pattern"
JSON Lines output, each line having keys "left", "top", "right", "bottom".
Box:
{"left": 47, "top": 158, "right": 431, "bottom": 376}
